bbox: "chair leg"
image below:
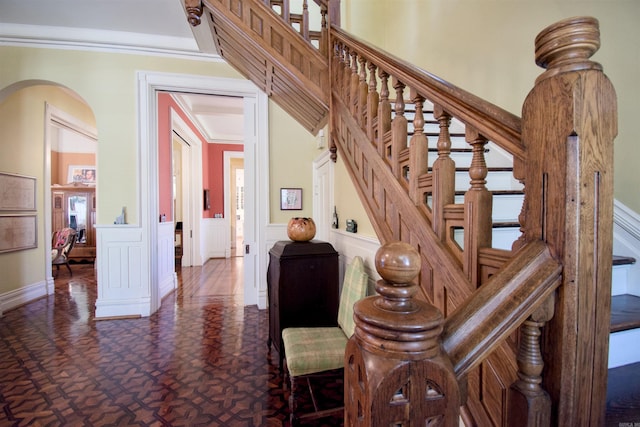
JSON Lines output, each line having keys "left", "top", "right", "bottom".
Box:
{"left": 65, "top": 261, "right": 72, "bottom": 277}
{"left": 289, "top": 374, "right": 300, "bottom": 427}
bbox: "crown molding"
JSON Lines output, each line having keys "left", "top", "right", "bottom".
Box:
{"left": 0, "top": 23, "right": 223, "bottom": 62}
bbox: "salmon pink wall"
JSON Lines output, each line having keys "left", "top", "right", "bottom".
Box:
{"left": 207, "top": 143, "right": 243, "bottom": 217}
{"left": 157, "top": 92, "right": 243, "bottom": 220}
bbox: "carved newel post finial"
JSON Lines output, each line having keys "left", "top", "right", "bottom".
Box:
{"left": 184, "top": 0, "right": 203, "bottom": 27}
{"left": 344, "top": 242, "right": 460, "bottom": 427}
{"left": 534, "top": 16, "right": 602, "bottom": 83}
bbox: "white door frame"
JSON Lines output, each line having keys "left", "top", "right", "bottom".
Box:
{"left": 137, "top": 71, "right": 269, "bottom": 312}
{"left": 171, "top": 110, "right": 201, "bottom": 266}
{"left": 224, "top": 151, "right": 244, "bottom": 258}
{"left": 44, "top": 102, "right": 98, "bottom": 291}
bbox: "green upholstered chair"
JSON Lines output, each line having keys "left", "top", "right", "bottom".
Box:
{"left": 282, "top": 255, "right": 368, "bottom": 425}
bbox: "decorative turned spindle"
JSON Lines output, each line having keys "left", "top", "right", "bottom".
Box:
{"left": 344, "top": 242, "right": 460, "bottom": 427}
{"left": 184, "top": 0, "right": 203, "bottom": 26}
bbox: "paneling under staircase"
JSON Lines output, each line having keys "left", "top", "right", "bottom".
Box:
{"left": 198, "top": 0, "right": 329, "bottom": 134}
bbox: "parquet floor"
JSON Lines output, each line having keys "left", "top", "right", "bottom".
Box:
{"left": 0, "top": 259, "right": 342, "bottom": 427}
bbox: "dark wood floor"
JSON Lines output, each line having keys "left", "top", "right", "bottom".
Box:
{"left": 0, "top": 260, "right": 341, "bottom": 427}
{"left": 1, "top": 259, "right": 638, "bottom": 426}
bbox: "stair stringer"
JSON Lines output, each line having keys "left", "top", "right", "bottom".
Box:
{"left": 200, "top": 0, "right": 329, "bottom": 134}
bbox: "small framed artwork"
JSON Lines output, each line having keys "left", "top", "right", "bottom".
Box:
{"left": 68, "top": 165, "right": 96, "bottom": 184}
{"left": 280, "top": 188, "right": 302, "bottom": 210}
{"left": 0, "top": 172, "right": 36, "bottom": 211}
{"left": 0, "top": 214, "right": 37, "bottom": 253}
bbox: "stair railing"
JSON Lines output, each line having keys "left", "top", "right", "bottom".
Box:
{"left": 329, "top": 14, "right": 616, "bottom": 427}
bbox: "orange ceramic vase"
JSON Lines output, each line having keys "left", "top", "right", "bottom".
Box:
{"left": 287, "top": 217, "right": 316, "bottom": 242}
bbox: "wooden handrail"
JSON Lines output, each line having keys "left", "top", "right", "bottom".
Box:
{"left": 442, "top": 240, "right": 562, "bottom": 378}
{"left": 331, "top": 26, "right": 524, "bottom": 160}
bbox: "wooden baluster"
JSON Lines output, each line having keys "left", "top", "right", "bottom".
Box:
{"left": 367, "top": 61, "right": 379, "bottom": 141}
{"left": 463, "top": 127, "right": 492, "bottom": 287}
{"left": 508, "top": 296, "right": 554, "bottom": 427}
{"left": 345, "top": 242, "right": 460, "bottom": 427}
{"left": 301, "top": 0, "right": 309, "bottom": 41}
{"left": 377, "top": 70, "right": 391, "bottom": 157}
{"left": 409, "top": 90, "right": 428, "bottom": 204}
{"left": 342, "top": 47, "right": 351, "bottom": 105}
{"left": 391, "top": 79, "right": 407, "bottom": 178}
{"left": 350, "top": 51, "right": 359, "bottom": 116}
{"left": 319, "top": 3, "right": 328, "bottom": 57}
{"left": 431, "top": 105, "right": 456, "bottom": 241}
{"left": 358, "top": 56, "right": 368, "bottom": 127}
{"left": 332, "top": 42, "right": 341, "bottom": 88}
{"left": 344, "top": 47, "right": 352, "bottom": 103}
{"left": 511, "top": 160, "right": 527, "bottom": 253}
{"left": 282, "top": 0, "right": 290, "bottom": 23}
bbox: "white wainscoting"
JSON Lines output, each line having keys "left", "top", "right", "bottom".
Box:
{"left": 201, "top": 217, "right": 228, "bottom": 260}
{"left": 158, "top": 222, "right": 177, "bottom": 299}
{"left": 95, "top": 225, "right": 150, "bottom": 318}
{"left": 329, "top": 230, "right": 380, "bottom": 295}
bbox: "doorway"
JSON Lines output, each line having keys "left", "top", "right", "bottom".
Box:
{"left": 135, "top": 72, "right": 269, "bottom": 314}
{"left": 225, "top": 152, "right": 245, "bottom": 258}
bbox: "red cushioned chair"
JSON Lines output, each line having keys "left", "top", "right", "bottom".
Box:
{"left": 51, "top": 228, "right": 77, "bottom": 278}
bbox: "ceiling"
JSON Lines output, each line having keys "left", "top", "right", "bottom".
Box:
{"left": 0, "top": 0, "right": 245, "bottom": 143}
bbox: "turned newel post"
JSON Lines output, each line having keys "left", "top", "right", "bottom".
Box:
{"left": 516, "top": 16, "right": 617, "bottom": 426}
{"left": 344, "top": 242, "right": 460, "bottom": 426}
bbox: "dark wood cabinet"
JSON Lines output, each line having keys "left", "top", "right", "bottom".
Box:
{"left": 267, "top": 240, "right": 339, "bottom": 364}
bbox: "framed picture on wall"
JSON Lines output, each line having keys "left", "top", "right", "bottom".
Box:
{"left": 280, "top": 188, "right": 302, "bottom": 210}
{"left": 68, "top": 165, "right": 96, "bottom": 184}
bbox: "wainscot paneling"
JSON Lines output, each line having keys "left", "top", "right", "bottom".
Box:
{"left": 95, "top": 225, "right": 149, "bottom": 318}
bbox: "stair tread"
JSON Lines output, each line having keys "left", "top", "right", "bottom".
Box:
{"left": 610, "top": 294, "right": 640, "bottom": 333}
{"left": 613, "top": 255, "right": 636, "bottom": 266}
{"left": 606, "top": 361, "right": 640, "bottom": 426}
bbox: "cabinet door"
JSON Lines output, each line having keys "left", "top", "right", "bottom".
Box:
{"left": 279, "top": 255, "right": 338, "bottom": 329}
{"left": 52, "top": 191, "right": 65, "bottom": 232}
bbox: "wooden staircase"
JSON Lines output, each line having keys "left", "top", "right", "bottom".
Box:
{"left": 184, "top": 2, "right": 619, "bottom": 426}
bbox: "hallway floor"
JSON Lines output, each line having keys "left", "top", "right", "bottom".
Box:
{"left": 3, "top": 261, "right": 636, "bottom": 426}
{"left": 0, "top": 261, "right": 341, "bottom": 426}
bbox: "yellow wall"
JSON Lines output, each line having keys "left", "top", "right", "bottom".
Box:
{"left": 269, "top": 102, "right": 318, "bottom": 223}
{"left": 0, "top": 85, "right": 95, "bottom": 290}
{"left": 0, "top": 46, "right": 313, "bottom": 295}
{"left": 334, "top": 155, "right": 376, "bottom": 237}
{"left": 0, "top": 46, "right": 245, "bottom": 225}
{"left": 341, "top": 0, "right": 640, "bottom": 213}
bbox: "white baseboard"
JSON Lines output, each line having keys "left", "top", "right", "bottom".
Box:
{"left": 95, "top": 297, "right": 151, "bottom": 318}
{"left": 0, "top": 280, "right": 49, "bottom": 316}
